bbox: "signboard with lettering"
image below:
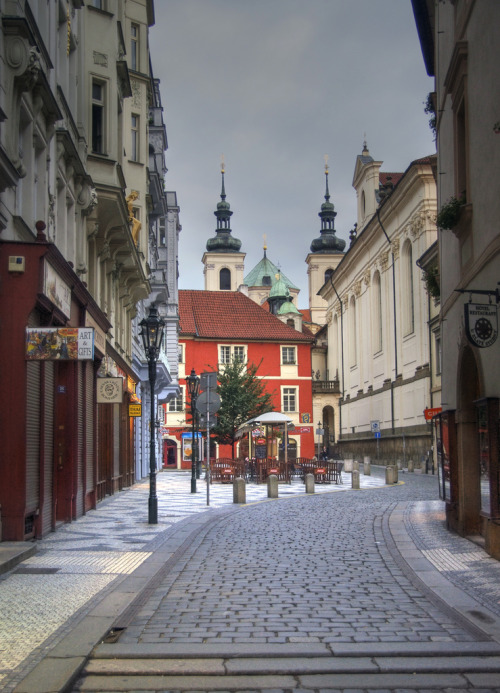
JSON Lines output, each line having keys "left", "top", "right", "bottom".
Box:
{"left": 129, "top": 404, "right": 142, "bottom": 417}
{"left": 26, "top": 327, "right": 94, "bottom": 360}
{"left": 464, "top": 303, "right": 498, "bottom": 348}
{"left": 97, "top": 377, "right": 123, "bottom": 403}
{"left": 424, "top": 407, "right": 442, "bottom": 421}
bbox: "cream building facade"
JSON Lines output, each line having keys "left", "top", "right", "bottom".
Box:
{"left": 320, "top": 146, "right": 438, "bottom": 464}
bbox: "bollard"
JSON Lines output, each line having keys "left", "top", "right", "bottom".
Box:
{"left": 363, "top": 457, "right": 371, "bottom": 476}
{"left": 305, "top": 473, "right": 315, "bottom": 494}
{"left": 385, "top": 465, "right": 396, "bottom": 484}
{"left": 407, "top": 459, "right": 414, "bottom": 473}
{"left": 396, "top": 459, "right": 403, "bottom": 471}
{"left": 344, "top": 458, "right": 353, "bottom": 473}
{"left": 267, "top": 474, "right": 279, "bottom": 498}
{"left": 351, "top": 469, "right": 360, "bottom": 489}
{"left": 233, "top": 477, "right": 246, "bottom": 504}
{"left": 352, "top": 460, "right": 359, "bottom": 472}
{"left": 393, "top": 464, "right": 398, "bottom": 482}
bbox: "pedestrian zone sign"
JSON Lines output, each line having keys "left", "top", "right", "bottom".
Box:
{"left": 371, "top": 420, "right": 380, "bottom": 432}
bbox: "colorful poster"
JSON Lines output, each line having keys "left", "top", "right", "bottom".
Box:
{"left": 26, "top": 327, "right": 94, "bottom": 360}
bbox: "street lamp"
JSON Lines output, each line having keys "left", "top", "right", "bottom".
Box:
{"left": 139, "top": 304, "right": 165, "bottom": 524}
{"left": 186, "top": 368, "right": 200, "bottom": 493}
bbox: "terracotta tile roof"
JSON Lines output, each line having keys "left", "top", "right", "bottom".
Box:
{"left": 179, "top": 290, "right": 313, "bottom": 342}
{"left": 379, "top": 171, "right": 403, "bottom": 187}
{"left": 300, "top": 309, "right": 312, "bottom": 322}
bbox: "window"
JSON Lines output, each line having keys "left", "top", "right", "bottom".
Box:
{"left": 349, "top": 295, "right": 357, "bottom": 367}
{"left": 220, "top": 346, "right": 231, "bottom": 364}
{"left": 178, "top": 344, "right": 184, "bottom": 363}
{"left": 169, "top": 389, "right": 184, "bottom": 412}
{"left": 282, "top": 346, "right": 296, "bottom": 364}
{"left": 219, "top": 268, "right": 231, "bottom": 290}
{"left": 402, "top": 241, "right": 414, "bottom": 336}
{"left": 130, "top": 23, "right": 139, "bottom": 71}
{"left": 92, "top": 0, "right": 103, "bottom": 8}
{"left": 283, "top": 387, "right": 297, "bottom": 412}
{"left": 91, "top": 80, "right": 105, "bottom": 154}
{"left": 157, "top": 405, "right": 165, "bottom": 424}
{"left": 434, "top": 331, "right": 442, "bottom": 376}
{"left": 372, "top": 271, "right": 382, "bottom": 353}
{"left": 219, "top": 345, "right": 246, "bottom": 364}
{"left": 131, "top": 114, "right": 139, "bottom": 161}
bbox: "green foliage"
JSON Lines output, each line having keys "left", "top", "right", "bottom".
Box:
{"left": 421, "top": 265, "right": 440, "bottom": 300}
{"left": 436, "top": 195, "right": 466, "bottom": 230}
{"left": 211, "top": 358, "right": 275, "bottom": 457}
{"left": 424, "top": 92, "right": 437, "bottom": 139}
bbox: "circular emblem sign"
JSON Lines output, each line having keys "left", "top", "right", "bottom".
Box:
{"left": 464, "top": 303, "right": 498, "bottom": 349}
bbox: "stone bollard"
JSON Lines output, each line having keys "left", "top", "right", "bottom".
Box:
{"left": 352, "top": 460, "right": 359, "bottom": 472}
{"left": 352, "top": 469, "right": 360, "bottom": 489}
{"left": 267, "top": 474, "right": 279, "bottom": 498}
{"left": 396, "top": 459, "right": 403, "bottom": 471}
{"left": 385, "top": 465, "right": 397, "bottom": 484}
{"left": 233, "top": 477, "right": 246, "bottom": 504}
{"left": 363, "top": 456, "right": 371, "bottom": 476}
{"left": 407, "top": 459, "right": 414, "bottom": 473}
{"left": 344, "top": 458, "right": 353, "bottom": 473}
{"left": 305, "top": 473, "right": 315, "bottom": 494}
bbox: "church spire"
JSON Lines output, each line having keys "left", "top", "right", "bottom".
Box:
{"left": 310, "top": 156, "right": 346, "bottom": 254}
{"left": 206, "top": 157, "right": 242, "bottom": 253}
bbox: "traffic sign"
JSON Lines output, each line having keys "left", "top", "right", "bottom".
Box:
{"left": 371, "top": 420, "right": 380, "bottom": 432}
{"left": 196, "top": 391, "right": 221, "bottom": 415}
{"left": 374, "top": 431, "right": 381, "bottom": 439}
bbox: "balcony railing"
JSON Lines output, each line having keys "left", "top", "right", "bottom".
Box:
{"left": 312, "top": 379, "right": 340, "bottom": 394}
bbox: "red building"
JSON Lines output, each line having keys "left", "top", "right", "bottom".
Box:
{"left": 162, "top": 290, "right": 315, "bottom": 466}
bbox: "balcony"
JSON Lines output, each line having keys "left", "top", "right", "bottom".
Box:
{"left": 312, "top": 379, "right": 340, "bottom": 394}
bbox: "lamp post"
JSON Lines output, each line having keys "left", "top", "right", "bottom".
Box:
{"left": 186, "top": 368, "right": 200, "bottom": 493}
{"left": 139, "top": 304, "right": 165, "bottom": 524}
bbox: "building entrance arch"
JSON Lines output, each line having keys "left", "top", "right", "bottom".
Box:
{"left": 163, "top": 438, "right": 178, "bottom": 468}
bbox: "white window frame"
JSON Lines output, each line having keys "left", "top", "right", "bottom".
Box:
{"left": 131, "top": 113, "right": 139, "bottom": 162}
{"left": 130, "top": 23, "right": 139, "bottom": 71}
{"left": 281, "top": 346, "right": 296, "bottom": 365}
{"left": 219, "top": 344, "right": 247, "bottom": 365}
{"left": 169, "top": 388, "right": 184, "bottom": 413}
{"left": 178, "top": 344, "right": 184, "bottom": 363}
{"left": 91, "top": 78, "right": 106, "bottom": 155}
{"left": 282, "top": 387, "right": 297, "bottom": 413}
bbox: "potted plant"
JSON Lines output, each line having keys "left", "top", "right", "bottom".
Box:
{"left": 436, "top": 195, "right": 466, "bottom": 230}
{"left": 421, "top": 265, "right": 440, "bottom": 300}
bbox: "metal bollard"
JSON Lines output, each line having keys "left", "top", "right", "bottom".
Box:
{"left": 305, "top": 473, "right": 315, "bottom": 494}
{"left": 352, "top": 469, "right": 360, "bottom": 489}
{"left": 233, "top": 477, "right": 246, "bottom": 504}
{"left": 267, "top": 474, "right": 279, "bottom": 498}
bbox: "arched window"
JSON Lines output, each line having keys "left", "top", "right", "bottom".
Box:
{"left": 349, "top": 295, "right": 357, "bottom": 367}
{"left": 361, "top": 190, "right": 366, "bottom": 218}
{"left": 402, "top": 241, "right": 414, "bottom": 336}
{"left": 219, "top": 267, "right": 231, "bottom": 291}
{"left": 372, "top": 271, "right": 382, "bottom": 353}
{"left": 324, "top": 268, "right": 333, "bottom": 284}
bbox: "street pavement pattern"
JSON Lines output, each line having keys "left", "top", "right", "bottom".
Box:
{"left": 2, "top": 468, "right": 500, "bottom": 691}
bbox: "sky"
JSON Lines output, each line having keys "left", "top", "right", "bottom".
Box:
{"left": 149, "top": 0, "right": 434, "bottom": 308}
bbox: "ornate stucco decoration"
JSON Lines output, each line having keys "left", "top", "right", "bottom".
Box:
{"left": 353, "top": 280, "right": 362, "bottom": 298}
{"left": 93, "top": 51, "right": 108, "bottom": 67}
{"left": 391, "top": 238, "right": 400, "bottom": 259}
{"left": 364, "top": 269, "right": 371, "bottom": 287}
{"left": 379, "top": 251, "right": 389, "bottom": 272}
{"left": 131, "top": 79, "right": 141, "bottom": 108}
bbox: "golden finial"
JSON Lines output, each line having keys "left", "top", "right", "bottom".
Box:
{"left": 263, "top": 233, "right": 267, "bottom": 251}
{"left": 221, "top": 153, "right": 225, "bottom": 174}
{"left": 324, "top": 154, "right": 329, "bottom": 175}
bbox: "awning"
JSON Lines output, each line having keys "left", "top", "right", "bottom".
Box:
{"left": 235, "top": 411, "right": 295, "bottom": 438}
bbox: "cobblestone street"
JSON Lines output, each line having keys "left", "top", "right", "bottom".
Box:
{"left": 2, "top": 467, "right": 500, "bottom": 692}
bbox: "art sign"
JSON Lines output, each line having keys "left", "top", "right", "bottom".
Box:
{"left": 26, "top": 327, "right": 94, "bottom": 360}
{"left": 464, "top": 302, "right": 498, "bottom": 348}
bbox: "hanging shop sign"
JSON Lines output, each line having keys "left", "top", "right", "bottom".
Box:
{"left": 424, "top": 407, "right": 442, "bottom": 421}
{"left": 96, "top": 377, "right": 123, "bottom": 403}
{"left": 26, "top": 327, "right": 94, "bottom": 360}
{"left": 43, "top": 262, "right": 71, "bottom": 318}
{"left": 464, "top": 302, "right": 498, "bottom": 348}
{"left": 129, "top": 404, "right": 142, "bottom": 417}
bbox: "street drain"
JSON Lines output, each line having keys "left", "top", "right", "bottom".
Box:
{"left": 102, "top": 627, "right": 126, "bottom": 643}
{"left": 14, "top": 567, "right": 60, "bottom": 574}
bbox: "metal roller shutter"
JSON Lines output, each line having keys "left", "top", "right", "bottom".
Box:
{"left": 86, "top": 362, "right": 94, "bottom": 495}
{"left": 75, "top": 362, "right": 84, "bottom": 517}
{"left": 41, "top": 361, "right": 55, "bottom": 536}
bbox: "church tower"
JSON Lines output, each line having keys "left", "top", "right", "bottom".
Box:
{"left": 305, "top": 158, "right": 346, "bottom": 325}
{"left": 202, "top": 161, "right": 245, "bottom": 291}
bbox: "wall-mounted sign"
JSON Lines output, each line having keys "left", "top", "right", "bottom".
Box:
{"left": 97, "top": 377, "right": 123, "bottom": 403}
{"left": 424, "top": 407, "right": 442, "bottom": 421}
{"left": 43, "top": 262, "right": 71, "bottom": 318}
{"left": 129, "top": 404, "right": 142, "bottom": 417}
{"left": 465, "top": 303, "right": 498, "bottom": 348}
{"left": 26, "top": 327, "right": 94, "bottom": 360}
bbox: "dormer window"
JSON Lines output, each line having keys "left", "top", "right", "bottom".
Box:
{"left": 262, "top": 275, "right": 272, "bottom": 286}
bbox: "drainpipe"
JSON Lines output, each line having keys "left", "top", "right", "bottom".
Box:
{"left": 329, "top": 276, "right": 344, "bottom": 442}
{"left": 376, "top": 208, "right": 398, "bottom": 433}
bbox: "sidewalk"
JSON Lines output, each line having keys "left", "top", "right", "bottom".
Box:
{"left": 1, "top": 467, "right": 500, "bottom": 693}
